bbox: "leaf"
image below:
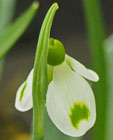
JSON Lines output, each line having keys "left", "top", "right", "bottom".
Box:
{"left": 0, "top": 0, "right": 16, "bottom": 34}
{"left": 82, "top": 0, "right": 107, "bottom": 140}
{"left": 0, "top": 0, "right": 16, "bottom": 84}
{"left": 0, "top": 1, "right": 39, "bottom": 60}
{"left": 104, "top": 34, "right": 113, "bottom": 140}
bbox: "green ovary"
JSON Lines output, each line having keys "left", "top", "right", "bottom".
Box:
{"left": 70, "top": 102, "right": 90, "bottom": 129}
{"left": 47, "top": 38, "right": 65, "bottom": 66}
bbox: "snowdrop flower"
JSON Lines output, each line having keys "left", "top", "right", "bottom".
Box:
{"left": 15, "top": 38, "right": 99, "bottom": 137}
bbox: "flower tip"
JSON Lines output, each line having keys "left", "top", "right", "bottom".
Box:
{"left": 32, "top": 1, "right": 39, "bottom": 9}
{"left": 15, "top": 103, "right": 24, "bottom": 112}
{"left": 88, "top": 70, "right": 99, "bottom": 82}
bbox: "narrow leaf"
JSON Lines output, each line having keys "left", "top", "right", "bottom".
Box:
{"left": 82, "top": 0, "right": 107, "bottom": 140}
{"left": 0, "top": 0, "right": 16, "bottom": 84}
{"left": 0, "top": 1, "right": 39, "bottom": 60}
{"left": 0, "top": 0, "right": 16, "bottom": 34}
{"left": 104, "top": 34, "right": 113, "bottom": 140}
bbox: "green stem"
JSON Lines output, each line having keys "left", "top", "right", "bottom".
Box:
{"left": 32, "top": 3, "right": 58, "bottom": 140}
{"left": 82, "top": 0, "right": 107, "bottom": 140}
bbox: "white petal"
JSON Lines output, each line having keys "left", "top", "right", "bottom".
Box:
{"left": 15, "top": 69, "right": 33, "bottom": 112}
{"left": 46, "top": 62, "right": 96, "bottom": 137}
{"left": 65, "top": 55, "right": 99, "bottom": 82}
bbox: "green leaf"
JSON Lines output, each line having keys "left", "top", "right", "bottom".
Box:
{"left": 0, "top": 0, "right": 16, "bottom": 85}
{"left": 32, "top": 3, "right": 58, "bottom": 140}
{"left": 104, "top": 35, "right": 113, "bottom": 140}
{"left": 0, "top": 0, "right": 16, "bottom": 34}
{"left": 0, "top": 1, "right": 39, "bottom": 60}
{"left": 82, "top": 0, "right": 107, "bottom": 140}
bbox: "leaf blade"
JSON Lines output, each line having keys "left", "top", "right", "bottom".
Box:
{"left": 82, "top": 0, "right": 107, "bottom": 140}
{"left": 0, "top": 1, "right": 39, "bottom": 60}
{"left": 104, "top": 35, "right": 113, "bottom": 140}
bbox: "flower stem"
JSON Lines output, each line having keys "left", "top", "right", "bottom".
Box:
{"left": 33, "top": 101, "right": 45, "bottom": 140}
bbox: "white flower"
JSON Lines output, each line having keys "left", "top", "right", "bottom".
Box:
{"left": 15, "top": 54, "right": 99, "bottom": 137}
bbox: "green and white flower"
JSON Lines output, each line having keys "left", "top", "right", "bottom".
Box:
{"left": 15, "top": 39, "right": 99, "bottom": 137}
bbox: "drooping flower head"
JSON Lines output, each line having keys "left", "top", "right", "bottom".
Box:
{"left": 15, "top": 38, "right": 99, "bottom": 137}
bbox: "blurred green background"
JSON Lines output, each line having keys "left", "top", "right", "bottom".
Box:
{"left": 0, "top": 0, "right": 113, "bottom": 139}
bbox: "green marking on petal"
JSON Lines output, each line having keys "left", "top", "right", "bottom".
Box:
{"left": 70, "top": 102, "right": 90, "bottom": 129}
{"left": 19, "top": 81, "right": 27, "bottom": 102}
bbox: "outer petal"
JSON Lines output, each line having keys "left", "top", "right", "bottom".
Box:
{"left": 65, "top": 55, "right": 99, "bottom": 82}
{"left": 15, "top": 69, "right": 33, "bottom": 112}
{"left": 46, "top": 62, "right": 96, "bottom": 137}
